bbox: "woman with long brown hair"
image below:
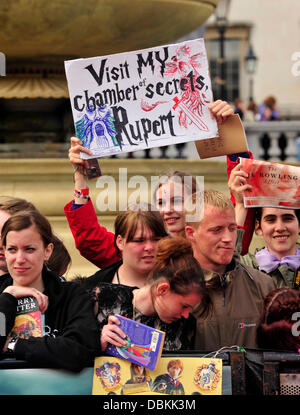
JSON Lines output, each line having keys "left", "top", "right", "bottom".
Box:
{"left": 0, "top": 210, "right": 99, "bottom": 371}
{"left": 97, "top": 236, "right": 210, "bottom": 352}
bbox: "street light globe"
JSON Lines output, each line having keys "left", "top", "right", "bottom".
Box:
{"left": 245, "top": 45, "right": 258, "bottom": 75}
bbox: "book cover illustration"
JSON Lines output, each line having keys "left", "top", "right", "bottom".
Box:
{"left": 64, "top": 38, "right": 217, "bottom": 159}
{"left": 92, "top": 356, "right": 222, "bottom": 395}
{"left": 8, "top": 296, "right": 44, "bottom": 341}
{"left": 105, "top": 315, "right": 165, "bottom": 371}
{"left": 240, "top": 158, "right": 300, "bottom": 209}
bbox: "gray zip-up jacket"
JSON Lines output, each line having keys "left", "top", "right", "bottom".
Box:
{"left": 193, "top": 258, "right": 276, "bottom": 351}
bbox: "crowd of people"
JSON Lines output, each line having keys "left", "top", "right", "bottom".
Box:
{"left": 233, "top": 95, "right": 279, "bottom": 122}
{"left": 0, "top": 98, "right": 299, "bottom": 380}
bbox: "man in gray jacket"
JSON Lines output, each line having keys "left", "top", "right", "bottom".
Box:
{"left": 185, "top": 189, "right": 276, "bottom": 351}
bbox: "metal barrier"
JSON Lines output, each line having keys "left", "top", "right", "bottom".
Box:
{"left": 0, "top": 349, "right": 299, "bottom": 395}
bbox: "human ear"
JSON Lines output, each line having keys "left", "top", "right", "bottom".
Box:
{"left": 254, "top": 220, "right": 263, "bottom": 236}
{"left": 116, "top": 235, "right": 125, "bottom": 252}
{"left": 185, "top": 225, "right": 195, "bottom": 241}
{"left": 44, "top": 243, "right": 54, "bottom": 261}
{"left": 156, "top": 281, "right": 170, "bottom": 296}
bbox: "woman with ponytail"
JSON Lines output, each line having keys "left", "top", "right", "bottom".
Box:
{"left": 0, "top": 211, "right": 99, "bottom": 371}
{"left": 95, "top": 236, "right": 210, "bottom": 352}
{"left": 257, "top": 288, "right": 300, "bottom": 351}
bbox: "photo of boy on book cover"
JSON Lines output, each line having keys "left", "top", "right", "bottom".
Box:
{"left": 152, "top": 359, "right": 184, "bottom": 395}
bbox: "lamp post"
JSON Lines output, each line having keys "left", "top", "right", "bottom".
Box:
{"left": 244, "top": 44, "right": 258, "bottom": 102}
{"left": 215, "top": 0, "right": 231, "bottom": 100}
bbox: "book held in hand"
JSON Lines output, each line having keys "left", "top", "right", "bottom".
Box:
{"left": 240, "top": 158, "right": 300, "bottom": 209}
{"left": 8, "top": 296, "right": 44, "bottom": 341}
{"left": 105, "top": 315, "right": 165, "bottom": 371}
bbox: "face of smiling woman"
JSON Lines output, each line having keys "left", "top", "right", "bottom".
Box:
{"left": 156, "top": 181, "right": 186, "bottom": 236}
{"left": 255, "top": 207, "right": 300, "bottom": 259}
{"left": 4, "top": 225, "right": 53, "bottom": 292}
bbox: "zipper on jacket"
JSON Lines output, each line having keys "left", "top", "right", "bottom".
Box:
{"left": 220, "top": 274, "right": 226, "bottom": 306}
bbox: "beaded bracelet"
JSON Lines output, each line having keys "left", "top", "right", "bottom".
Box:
{"left": 74, "top": 188, "right": 90, "bottom": 199}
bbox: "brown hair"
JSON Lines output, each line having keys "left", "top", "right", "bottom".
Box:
{"left": 255, "top": 207, "right": 300, "bottom": 226}
{"left": 114, "top": 203, "right": 168, "bottom": 254}
{"left": 153, "top": 170, "right": 199, "bottom": 204}
{"left": 0, "top": 196, "right": 37, "bottom": 215}
{"left": 257, "top": 288, "right": 300, "bottom": 351}
{"left": 1, "top": 210, "right": 53, "bottom": 248}
{"left": 46, "top": 235, "right": 71, "bottom": 276}
{"left": 247, "top": 100, "right": 258, "bottom": 114}
{"left": 263, "top": 95, "right": 277, "bottom": 110}
{"left": 147, "top": 236, "right": 210, "bottom": 312}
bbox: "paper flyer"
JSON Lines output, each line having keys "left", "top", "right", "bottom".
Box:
{"left": 64, "top": 38, "right": 217, "bottom": 158}
{"left": 92, "top": 356, "right": 222, "bottom": 396}
{"left": 240, "top": 158, "right": 300, "bottom": 208}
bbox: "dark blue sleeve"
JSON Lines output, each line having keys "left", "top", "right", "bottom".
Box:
{"left": 71, "top": 200, "right": 89, "bottom": 211}
{"left": 228, "top": 152, "right": 251, "bottom": 162}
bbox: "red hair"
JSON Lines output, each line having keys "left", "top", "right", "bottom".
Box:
{"left": 257, "top": 288, "right": 300, "bottom": 351}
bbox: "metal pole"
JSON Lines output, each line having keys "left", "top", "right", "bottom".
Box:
{"left": 219, "top": 25, "right": 226, "bottom": 100}
{"left": 249, "top": 76, "right": 253, "bottom": 101}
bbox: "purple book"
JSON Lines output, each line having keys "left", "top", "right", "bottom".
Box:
{"left": 105, "top": 315, "right": 165, "bottom": 371}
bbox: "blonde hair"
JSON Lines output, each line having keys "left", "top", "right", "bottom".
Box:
{"left": 185, "top": 189, "right": 234, "bottom": 227}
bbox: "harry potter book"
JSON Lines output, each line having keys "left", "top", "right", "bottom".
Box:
{"left": 8, "top": 296, "right": 44, "bottom": 341}
{"left": 240, "top": 158, "right": 300, "bottom": 209}
{"left": 105, "top": 315, "right": 165, "bottom": 371}
{"left": 92, "top": 356, "right": 223, "bottom": 395}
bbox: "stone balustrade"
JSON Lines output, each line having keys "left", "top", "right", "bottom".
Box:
{"left": 243, "top": 120, "right": 300, "bottom": 162}
{"left": 1, "top": 121, "right": 300, "bottom": 162}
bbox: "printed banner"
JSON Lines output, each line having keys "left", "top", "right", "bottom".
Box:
{"left": 65, "top": 38, "right": 217, "bottom": 158}
{"left": 92, "top": 356, "right": 222, "bottom": 395}
{"left": 240, "top": 158, "right": 300, "bottom": 208}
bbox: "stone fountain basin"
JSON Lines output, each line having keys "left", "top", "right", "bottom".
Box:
{"left": 0, "top": 0, "right": 218, "bottom": 58}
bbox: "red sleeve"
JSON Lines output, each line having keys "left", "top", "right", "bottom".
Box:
{"left": 227, "top": 152, "right": 255, "bottom": 255}
{"left": 64, "top": 199, "right": 121, "bottom": 268}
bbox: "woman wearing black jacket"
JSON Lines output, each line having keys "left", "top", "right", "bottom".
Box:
{"left": 0, "top": 210, "right": 100, "bottom": 372}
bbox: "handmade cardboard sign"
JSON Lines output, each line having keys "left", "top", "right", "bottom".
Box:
{"left": 240, "top": 158, "right": 300, "bottom": 209}
{"left": 65, "top": 38, "right": 217, "bottom": 159}
{"left": 195, "top": 114, "right": 249, "bottom": 159}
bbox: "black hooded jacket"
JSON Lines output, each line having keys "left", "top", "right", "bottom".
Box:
{"left": 0, "top": 269, "right": 100, "bottom": 372}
